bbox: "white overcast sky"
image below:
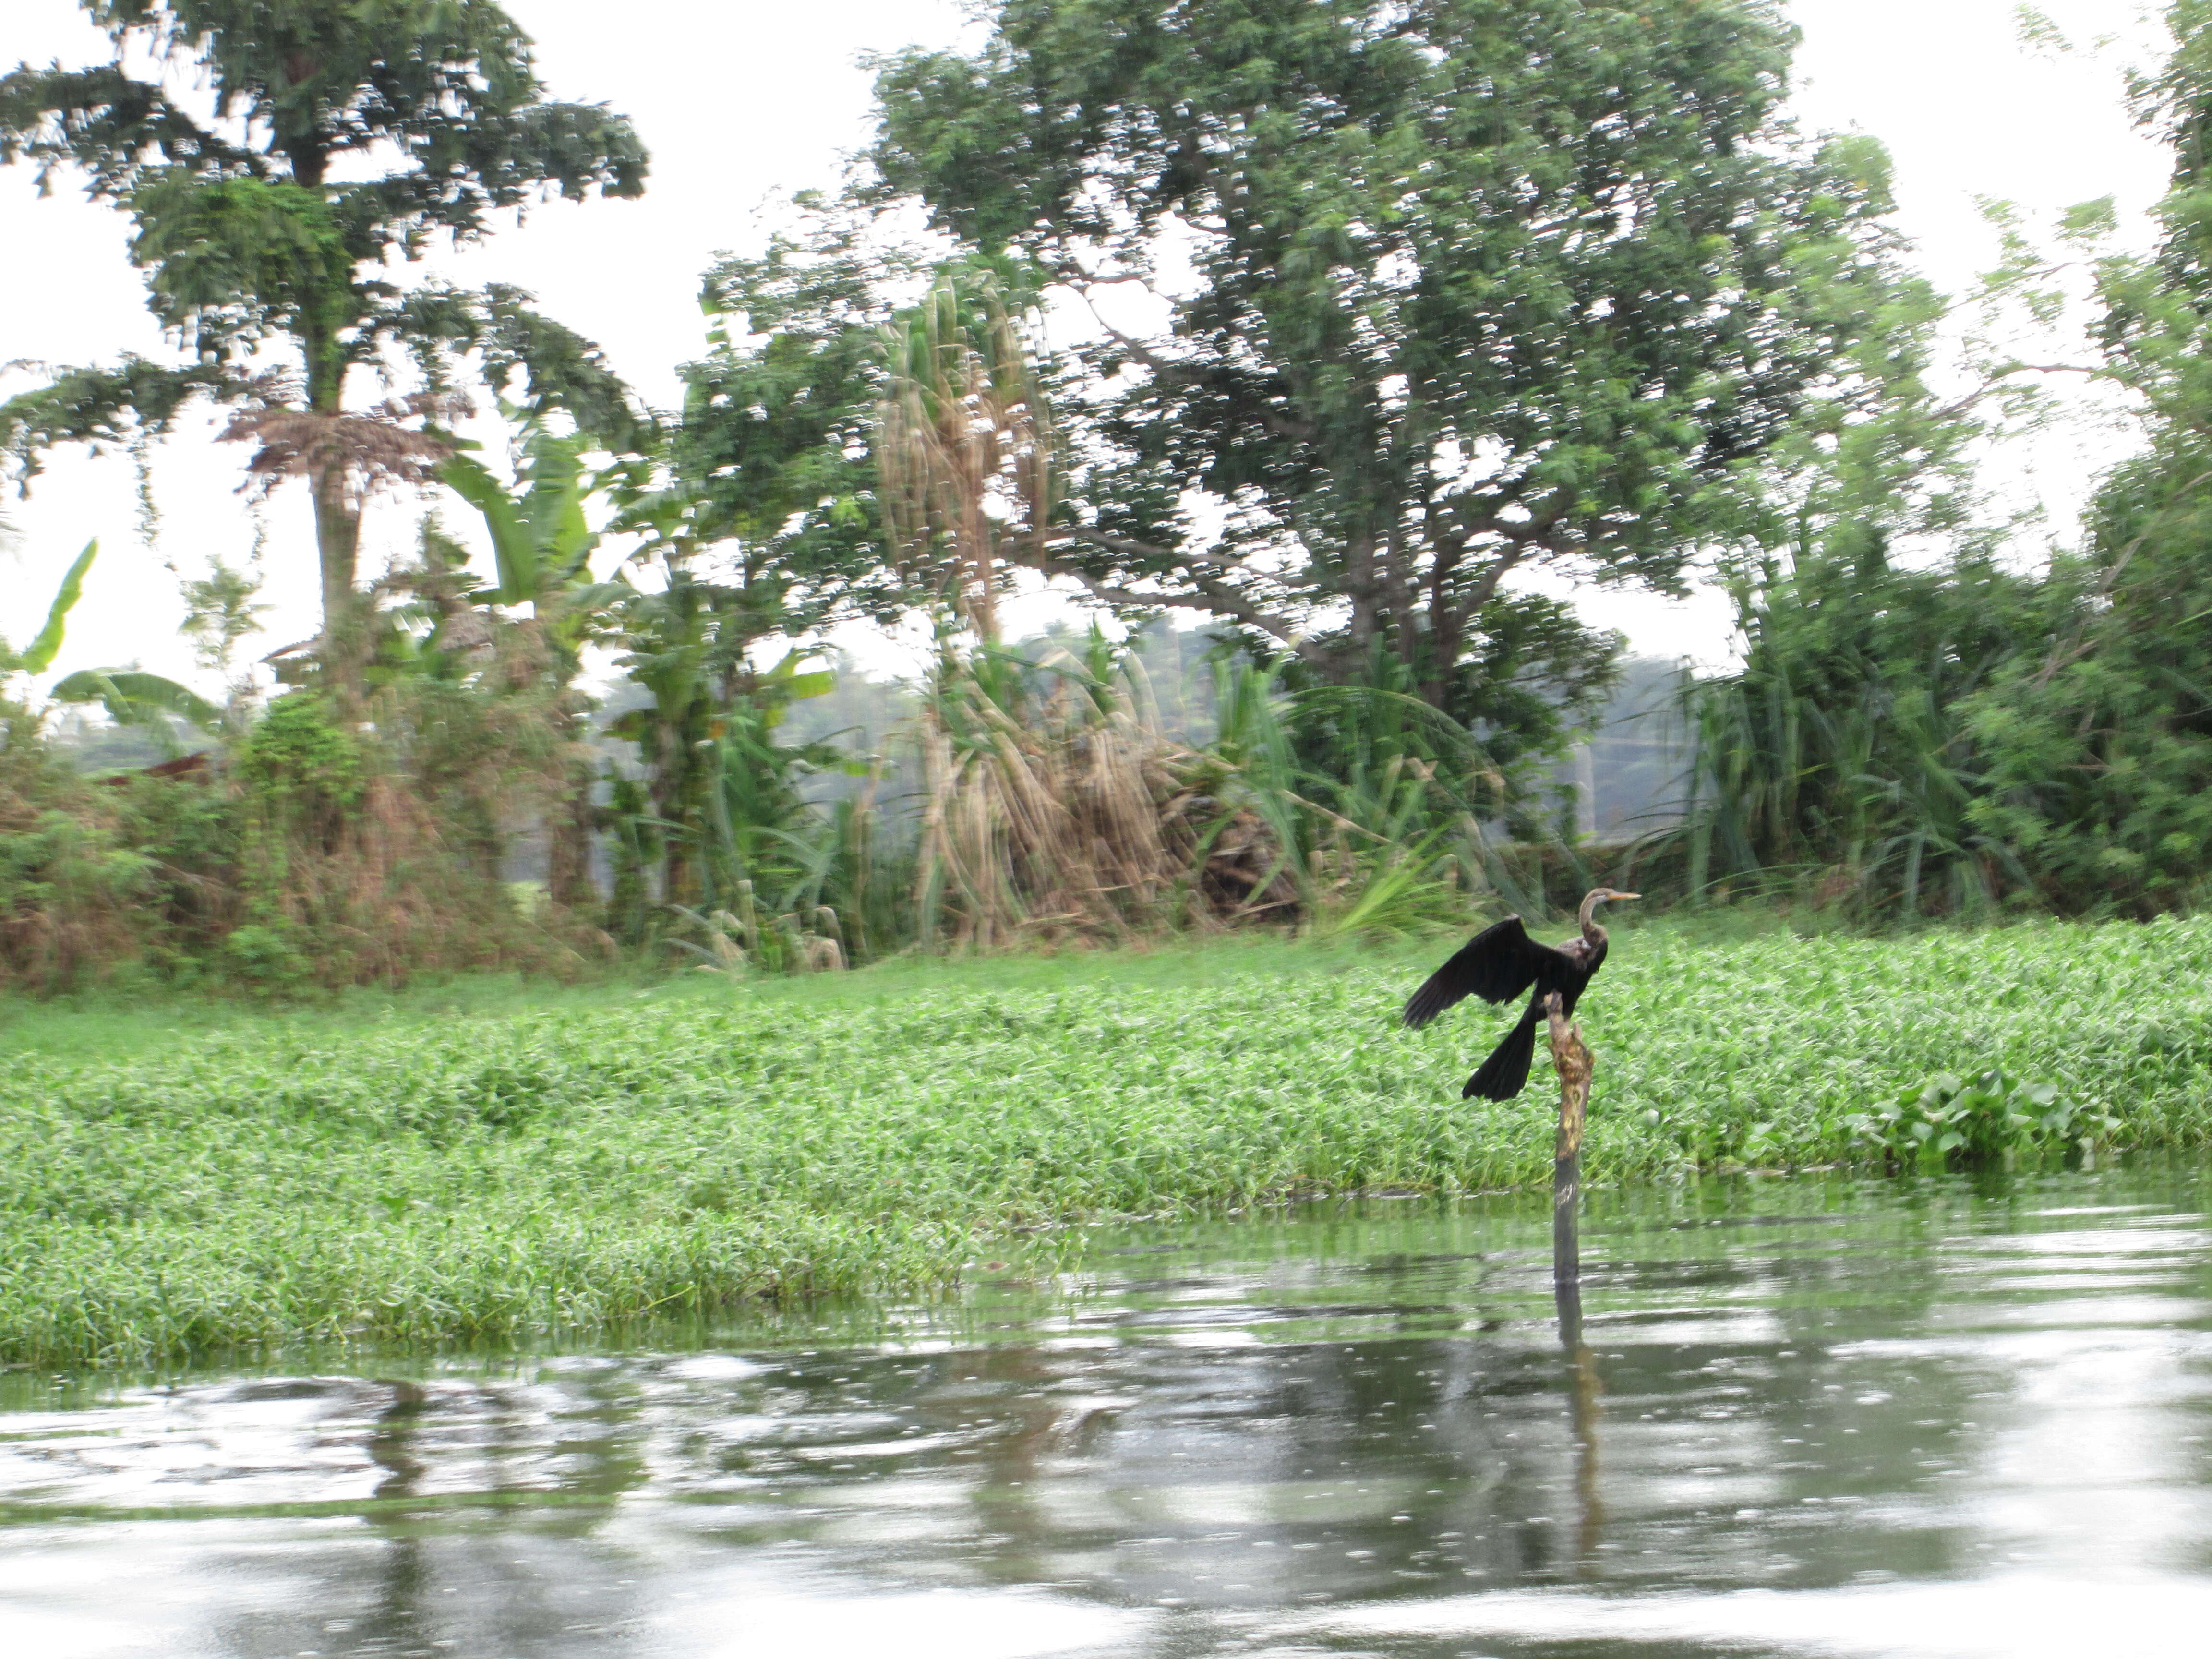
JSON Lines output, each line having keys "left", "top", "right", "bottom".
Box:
{"left": 0, "top": 0, "right": 2178, "bottom": 697}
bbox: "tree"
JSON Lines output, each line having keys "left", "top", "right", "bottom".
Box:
{"left": 0, "top": 0, "right": 649, "bottom": 701}
{"left": 1933, "top": 2, "right": 2212, "bottom": 914}
{"left": 439, "top": 422, "right": 638, "bottom": 908}
{"left": 870, "top": 0, "right": 1921, "bottom": 718}
{"left": 669, "top": 201, "right": 920, "bottom": 647}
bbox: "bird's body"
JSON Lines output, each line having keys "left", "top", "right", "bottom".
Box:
{"left": 1402, "top": 889, "right": 1637, "bottom": 1100}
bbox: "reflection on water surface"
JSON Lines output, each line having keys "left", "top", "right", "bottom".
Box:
{"left": 5, "top": 1163, "right": 2212, "bottom": 1657}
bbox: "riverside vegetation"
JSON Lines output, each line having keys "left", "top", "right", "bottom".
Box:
{"left": 6, "top": 915, "right": 2208, "bottom": 1370}
{"left": 17, "top": 3, "right": 2212, "bottom": 1373}
{"left": 23, "top": 4, "right": 2212, "bottom": 996}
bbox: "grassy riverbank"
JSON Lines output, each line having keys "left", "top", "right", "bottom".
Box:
{"left": 8, "top": 915, "right": 2212, "bottom": 1369}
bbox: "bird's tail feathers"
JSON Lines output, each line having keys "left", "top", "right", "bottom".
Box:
{"left": 1463, "top": 1010, "right": 1539, "bottom": 1101}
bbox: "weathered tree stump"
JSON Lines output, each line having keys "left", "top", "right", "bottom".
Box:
{"left": 1545, "top": 990, "right": 1594, "bottom": 1343}
{"left": 1546, "top": 999, "right": 1606, "bottom": 1561}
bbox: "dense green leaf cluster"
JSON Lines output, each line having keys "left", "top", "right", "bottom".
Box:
{"left": 1675, "top": 0, "right": 2212, "bottom": 918}
{"left": 1847, "top": 1070, "right": 2116, "bottom": 1171}
{"left": 869, "top": 0, "right": 1923, "bottom": 711}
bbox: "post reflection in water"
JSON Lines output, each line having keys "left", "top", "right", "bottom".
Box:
{"left": 1556, "top": 1269, "right": 1609, "bottom": 1576}
{"left": 4, "top": 1160, "right": 2212, "bottom": 1659}
{"left": 356, "top": 1379, "right": 429, "bottom": 1654}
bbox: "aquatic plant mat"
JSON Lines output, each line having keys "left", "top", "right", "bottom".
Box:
{"left": 8, "top": 918, "right": 2212, "bottom": 1369}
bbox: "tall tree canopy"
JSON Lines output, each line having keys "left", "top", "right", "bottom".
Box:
{"left": 666, "top": 205, "right": 918, "bottom": 650}
{"left": 0, "top": 0, "right": 648, "bottom": 697}
{"left": 1950, "top": 0, "right": 2212, "bottom": 913}
{"left": 871, "top": 0, "right": 1921, "bottom": 716}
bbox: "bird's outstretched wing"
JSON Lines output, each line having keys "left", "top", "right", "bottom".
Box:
{"left": 1401, "top": 916, "right": 1562, "bottom": 1029}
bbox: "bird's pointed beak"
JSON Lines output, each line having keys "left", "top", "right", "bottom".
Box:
{"left": 1611, "top": 891, "right": 1642, "bottom": 902}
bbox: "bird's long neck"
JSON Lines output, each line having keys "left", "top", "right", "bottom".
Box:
{"left": 1576, "top": 891, "right": 1607, "bottom": 950}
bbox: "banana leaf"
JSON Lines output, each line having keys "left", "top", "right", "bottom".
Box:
{"left": 51, "top": 668, "right": 222, "bottom": 733}
{"left": 14, "top": 540, "right": 98, "bottom": 674}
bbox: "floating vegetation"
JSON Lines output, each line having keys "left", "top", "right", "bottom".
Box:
{"left": 5, "top": 918, "right": 2212, "bottom": 1369}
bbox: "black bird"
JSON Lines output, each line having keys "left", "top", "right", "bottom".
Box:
{"left": 1402, "top": 888, "right": 1640, "bottom": 1100}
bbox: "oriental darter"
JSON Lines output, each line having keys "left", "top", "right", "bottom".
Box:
{"left": 1402, "top": 889, "right": 1639, "bottom": 1100}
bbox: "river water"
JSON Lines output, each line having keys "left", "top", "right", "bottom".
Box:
{"left": 5, "top": 1162, "right": 2212, "bottom": 1658}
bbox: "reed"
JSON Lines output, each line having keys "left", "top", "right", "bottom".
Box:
{"left": 1674, "top": 551, "right": 2040, "bottom": 919}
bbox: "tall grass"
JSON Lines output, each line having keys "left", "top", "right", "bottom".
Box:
{"left": 1674, "top": 552, "right": 2039, "bottom": 919}
{"left": 9, "top": 916, "right": 2212, "bottom": 1369}
{"left": 913, "top": 634, "right": 1195, "bottom": 948}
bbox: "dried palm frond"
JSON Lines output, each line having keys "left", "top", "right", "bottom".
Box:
{"left": 877, "top": 271, "right": 1055, "bottom": 644}
{"left": 910, "top": 637, "right": 1298, "bottom": 950}
{"left": 219, "top": 390, "right": 473, "bottom": 504}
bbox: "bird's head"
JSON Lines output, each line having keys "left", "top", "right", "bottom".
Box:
{"left": 1576, "top": 887, "right": 1641, "bottom": 932}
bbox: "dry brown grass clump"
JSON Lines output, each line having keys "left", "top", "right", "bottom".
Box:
{"left": 912, "top": 647, "right": 1296, "bottom": 950}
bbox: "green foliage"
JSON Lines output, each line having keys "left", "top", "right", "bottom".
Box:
{"left": 218, "top": 920, "right": 312, "bottom": 986}
{"left": 0, "top": 540, "right": 97, "bottom": 676}
{"left": 0, "top": 3, "right": 644, "bottom": 212}
{"left": 872, "top": 0, "right": 1924, "bottom": 708}
{"left": 1259, "top": 604, "right": 1622, "bottom": 830}
{"left": 437, "top": 421, "right": 632, "bottom": 636}
{"left": 178, "top": 554, "right": 269, "bottom": 679}
{"left": 400, "top": 283, "right": 654, "bottom": 454}
{"left": 1957, "top": 494, "right": 2212, "bottom": 914}
{"left": 444, "top": 446, "right": 582, "bottom": 609}
{"left": 0, "top": 1, "right": 649, "bottom": 688}
{"left": 671, "top": 200, "right": 915, "bottom": 634}
{"left": 1899, "top": 19, "right": 2212, "bottom": 914}
{"left": 1666, "top": 2, "right": 2212, "bottom": 919}
{"left": 1199, "top": 659, "right": 1480, "bottom": 933}
{"left": 8, "top": 917, "right": 2212, "bottom": 1366}
{"left": 0, "top": 360, "right": 231, "bottom": 484}
{"left": 50, "top": 669, "right": 223, "bottom": 739}
{"left": 127, "top": 173, "right": 353, "bottom": 354}
{"left": 1848, "top": 1070, "right": 2116, "bottom": 1170}
{"left": 236, "top": 690, "right": 361, "bottom": 813}
{"left": 1677, "top": 547, "right": 2051, "bottom": 918}
{"left": 4, "top": 534, "right": 224, "bottom": 751}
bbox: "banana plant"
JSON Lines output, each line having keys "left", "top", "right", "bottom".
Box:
{"left": 601, "top": 560, "right": 839, "bottom": 917}
{"left": 435, "top": 421, "right": 642, "bottom": 909}
{"left": 49, "top": 668, "right": 223, "bottom": 739}
{"left": 439, "top": 424, "right": 637, "bottom": 655}
{"left": 3, "top": 539, "right": 220, "bottom": 747}
{"left": 0, "top": 539, "right": 97, "bottom": 679}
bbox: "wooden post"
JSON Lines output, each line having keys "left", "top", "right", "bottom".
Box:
{"left": 1541, "top": 992, "right": 1604, "bottom": 1558}
{"left": 1545, "top": 991, "right": 1594, "bottom": 1343}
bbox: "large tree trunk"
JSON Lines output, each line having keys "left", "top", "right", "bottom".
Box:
{"left": 302, "top": 323, "right": 367, "bottom": 708}
{"left": 547, "top": 753, "right": 600, "bottom": 913}
{"left": 311, "top": 469, "right": 367, "bottom": 707}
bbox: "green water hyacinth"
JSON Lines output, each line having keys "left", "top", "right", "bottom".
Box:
{"left": 7, "top": 918, "right": 2212, "bottom": 1370}
{"left": 1851, "top": 1070, "right": 2119, "bottom": 1169}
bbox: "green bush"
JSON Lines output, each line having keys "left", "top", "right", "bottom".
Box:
{"left": 1847, "top": 1070, "right": 2118, "bottom": 1169}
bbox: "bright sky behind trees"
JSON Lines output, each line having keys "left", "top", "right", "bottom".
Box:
{"left": 0, "top": 0, "right": 2175, "bottom": 696}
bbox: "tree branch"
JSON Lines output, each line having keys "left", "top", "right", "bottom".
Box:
{"left": 1033, "top": 551, "right": 1319, "bottom": 658}
{"left": 1053, "top": 525, "right": 1259, "bottom": 571}
{"left": 1068, "top": 284, "right": 1315, "bottom": 442}
{"left": 1932, "top": 360, "right": 2115, "bottom": 421}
